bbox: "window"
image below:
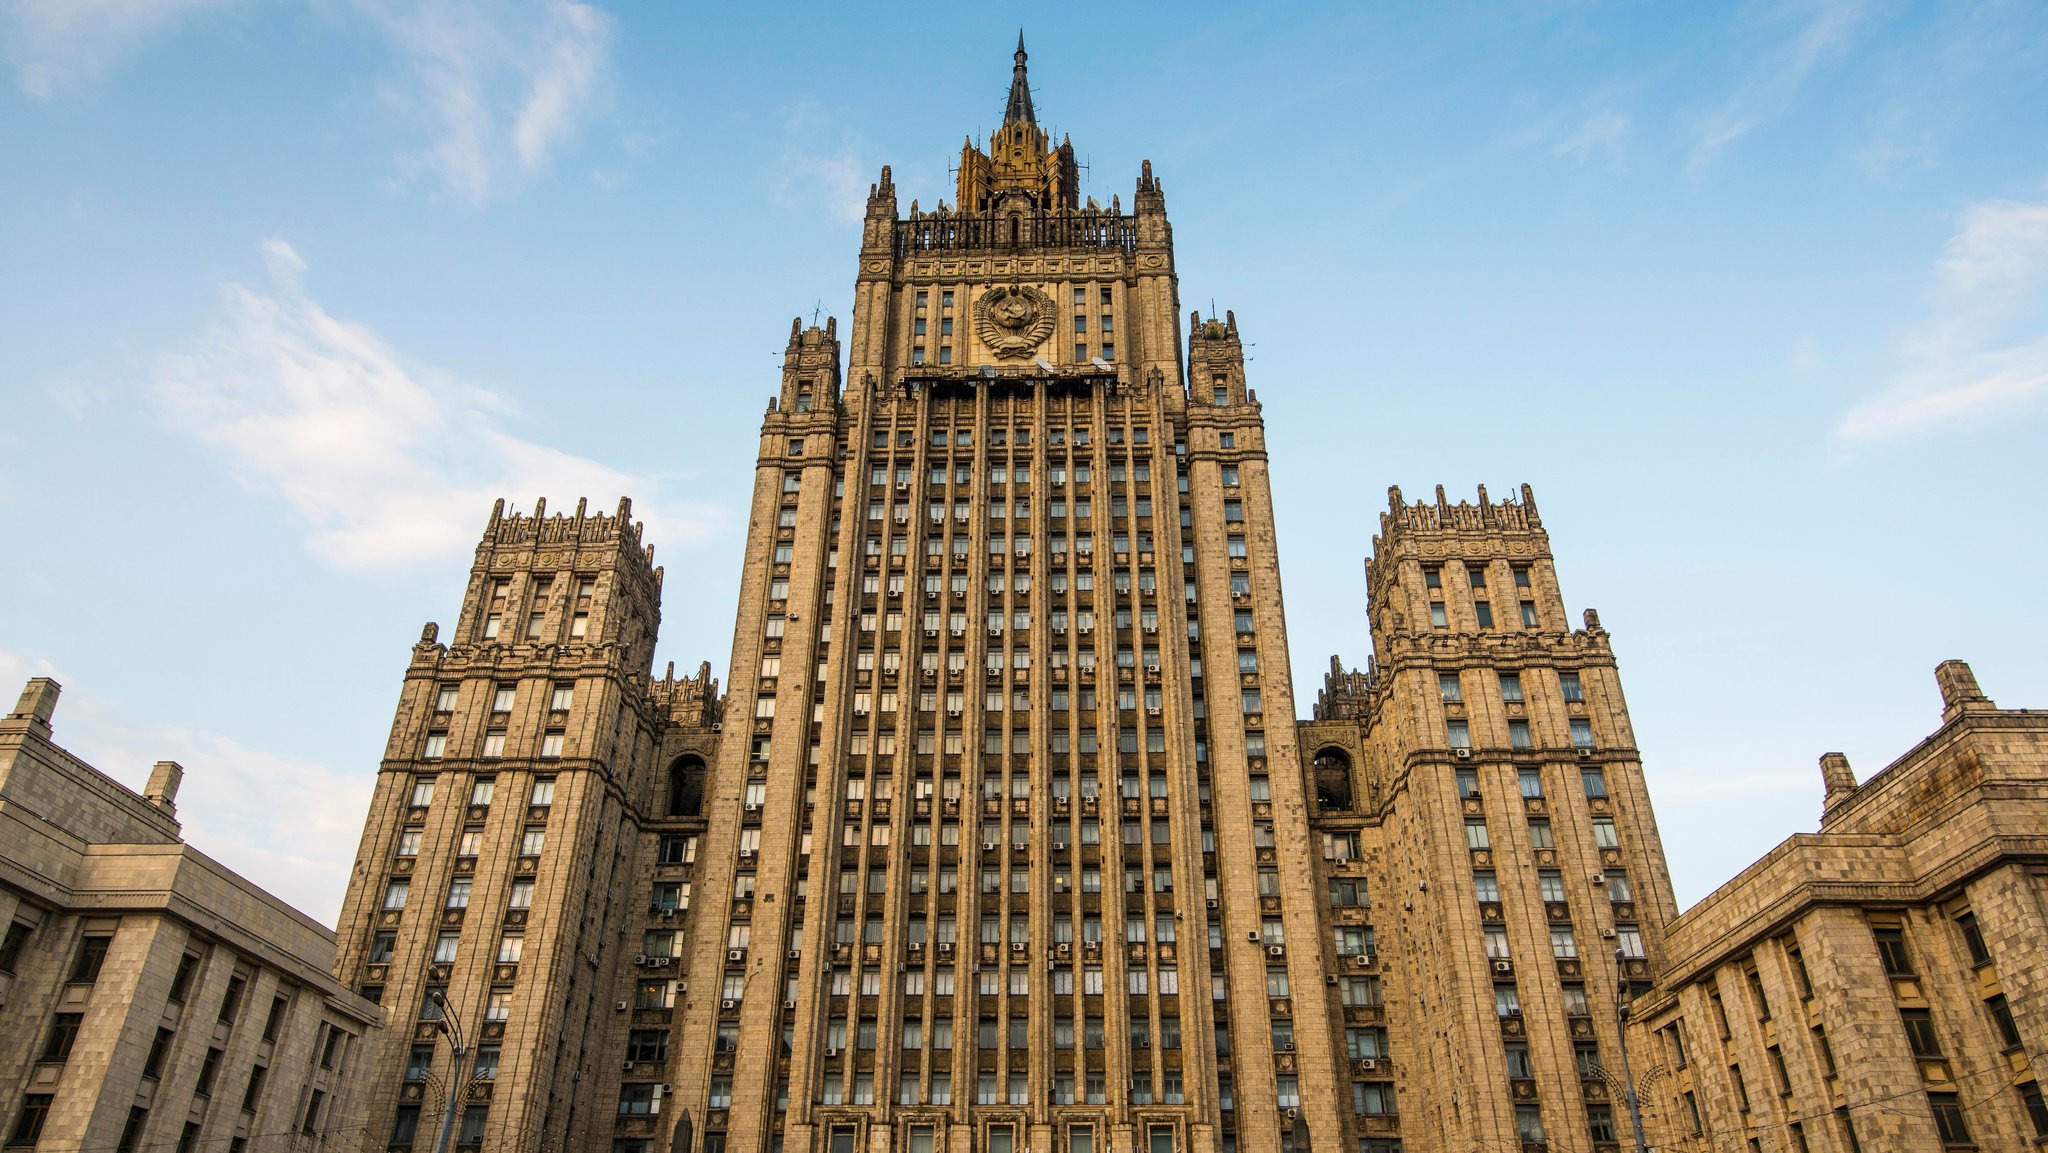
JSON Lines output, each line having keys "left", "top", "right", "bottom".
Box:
{"left": 40, "top": 1013, "right": 82, "bottom": 1062}
{"left": 195, "top": 1046, "right": 222, "bottom": 1096}
{"left": 1498, "top": 672, "right": 1522, "bottom": 702}
{"left": 540, "top": 730, "right": 564, "bottom": 758}
{"left": 1930, "top": 1093, "right": 1969, "bottom": 1146}
{"left": 1559, "top": 671, "right": 1583, "bottom": 701}
{"left": 1872, "top": 922, "right": 1913, "bottom": 976}
{"left": 1901, "top": 1009, "right": 1943, "bottom": 1058}
{"left": 1465, "top": 820, "right": 1490, "bottom": 850}
{"left": 1475, "top": 601, "right": 1494, "bottom": 628}
{"left": 1438, "top": 672, "right": 1461, "bottom": 701}
{"left": 1582, "top": 767, "right": 1608, "bottom": 798}
{"left": 219, "top": 975, "right": 246, "bottom": 1023}
{"left": 9, "top": 1096, "right": 53, "bottom": 1148}
{"left": 433, "top": 931, "right": 460, "bottom": 963}
{"left": 1956, "top": 913, "right": 1991, "bottom": 966}
{"left": 2019, "top": 1082, "right": 2048, "bottom": 1139}
{"left": 0, "top": 923, "right": 31, "bottom": 974}
{"left": 1447, "top": 719, "right": 1471, "bottom": 749}
{"left": 143, "top": 1028, "right": 172, "bottom": 1079}
{"left": 1989, "top": 994, "right": 2022, "bottom": 1049}
{"left": 69, "top": 935, "right": 112, "bottom": 983}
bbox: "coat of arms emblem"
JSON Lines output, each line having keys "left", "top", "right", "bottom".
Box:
{"left": 973, "top": 284, "right": 1057, "bottom": 359}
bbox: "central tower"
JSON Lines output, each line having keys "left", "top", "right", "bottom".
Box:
{"left": 672, "top": 38, "right": 1343, "bottom": 1153}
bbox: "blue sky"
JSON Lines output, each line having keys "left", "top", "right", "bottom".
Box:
{"left": 4, "top": 1, "right": 2045, "bottom": 924}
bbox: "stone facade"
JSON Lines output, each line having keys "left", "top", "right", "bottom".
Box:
{"left": 315, "top": 39, "right": 2048, "bottom": 1153}
{"left": 0, "top": 679, "right": 381, "bottom": 1153}
{"left": 1629, "top": 662, "right": 2048, "bottom": 1152}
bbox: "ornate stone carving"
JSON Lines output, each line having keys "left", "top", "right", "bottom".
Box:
{"left": 973, "top": 284, "right": 1056, "bottom": 358}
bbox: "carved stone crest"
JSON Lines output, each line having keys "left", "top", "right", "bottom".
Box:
{"left": 973, "top": 284, "right": 1057, "bottom": 359}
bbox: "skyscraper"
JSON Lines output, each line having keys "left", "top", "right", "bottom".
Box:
{"left": 333, "top": 40, "right": 1678, "bottom": 1153}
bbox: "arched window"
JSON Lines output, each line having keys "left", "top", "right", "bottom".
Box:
{"left": 668, "top": 756, "right": 706, "bottom": 817}
{"left": 1313, "top": 748, "right": 1354, "bottom": 812}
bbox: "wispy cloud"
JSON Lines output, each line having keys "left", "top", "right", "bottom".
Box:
{"left": 355, "top": 0, "right": 613, "bottom": 205}
{"left": 1838, "top": 197, "right": 2048, "bottom": 441}
{"left": 772, "top": 101, "right": 870, "bottom": 224}
{"left": 0, "top": 0, "right": 229, "bottom": 99}
{"left": 1689, "top": 0, "right": 1870, "bottom": 171}
{"left": 0, "top": 646, "right": 366, "bottom": 923}
{"left": 150, "top": 238, "right": 719, "bottom": 572}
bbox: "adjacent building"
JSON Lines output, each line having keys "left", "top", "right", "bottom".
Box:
{"left": 0, "top": 678, "right": 381, "bottom": 1153}
{"left": 1630, "top": 661, "right": 2048, "bottom": 1152}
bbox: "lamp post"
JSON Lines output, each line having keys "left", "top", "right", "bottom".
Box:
{"left": 1613, "top": 949, "right": 1650, "bottom": 1153}
{"left": 428, "top": 989, "right": 470, "bottom": 1153}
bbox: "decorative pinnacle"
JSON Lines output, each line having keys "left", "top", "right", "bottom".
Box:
{"left": 1005, "top": 32, "right": 1035, "bottom": 126}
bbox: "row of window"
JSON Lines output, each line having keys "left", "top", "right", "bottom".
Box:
{"left": 1440, "top": 668, "right": 1583, "bottom": 704}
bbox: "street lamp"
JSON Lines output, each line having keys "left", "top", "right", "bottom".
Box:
{"left": 1612, "top": 949, "right": 1650, "bottom": 1153}
{"left": 428, "top": 989, "right": 470, "bottom": 1153}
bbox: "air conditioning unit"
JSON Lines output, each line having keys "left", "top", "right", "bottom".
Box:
{"left": 1454, "top": 748, "right": 1473, "bottom": 760}
{"left": 721, "top": 999, "right": 738, "bottom": 1011}
{"left": 825, "top": 1047, "right": 840, "bottom": 1058}
{"left": 1267, "top": 945, "right": 1285, "bottom": 957}
{"left": 927, "top": 590, "right": 938, "bottom": 599}
{"left": 1359, "top": 1058, "right": 1379, "bottom": 1072}
{"left": 923, "top": 668, "right": 937, "bottom": 679}
{"left": 1280, "top": 1041, "right": 1295, "bottom": 1052}
{"left": 924, "top": 628, "right": 938, "bottom": 637}
{"left": 951, "top": 627, "right": 965, "bottom": 637}
{"left": 908, "top": 941, "right": 923, "bottom": 954}
{"left": 1282, "top": 1109, "right": 1299, "bottom": 1123}
{"left": 1231, "top": 591, "right": 1248, "bottom": 602}
{"left": 1601, "top": 928, "right": 1618, "bottom": 939}
{"left": 1577, "top": 747, "right": 1594, "bottom": 757}
{"left": 983, "top": 841, "right": 999, "bottom": 852}
{"left": 1246, "top": 931, "right": 1261, "bottom": 942}
{"left": 1147, "top": 707, "right": 1161, "bottom": 716}
{"left": 739, "top": 849, "right": 757, "bottom": 861}
{"left": 1352, "top": 955, "right": 1371, "bottom": 968}
{"left": 728, "top": 948, "right": 746, "bottom": 962}
{"left": 744, "top": 802, "right": 762, "bottom": 814}
{"left": 1011, "top": 942, "right": 1027, "bottom": 953}
{"left": 623, "top": 1059, "right": 637, "bottom": 1071}
{"left": 1145, "top": 665, "right": 1161, "bottom": 674}
{"left": 947, "top": 708, "right": 962, "bottom": 718}
{"left": 897, "top": 482, "right": 910, "bottom": 492}
{"left": 651, "top": 957, "right": 672, "bottom": 968}
{"left": 616, "top": 1001, "right": 630, "bottom": 1012}
{"left": 788, "top": 949, "right": 802, "bottom": 960}
{"left": 936, "top": 942, "right": 954, "bottom": 956}
{"left": 1144, "top": 624, "right": 1158, "bottom": 634}
{"left": 1013, "top": 842, "right": 1027, "bottom": 852}
{"left": 710, "top": 722, "right": 722, "bottom": 732}
{"left": 1053, "top": 626, "right": 1067, "bottom": 635}
{"left": 1205, "top": 898, "right": 1219, "bottom": 910}
{"left": 1494, "top": 960, "right": 1513, "bottom": 973}
{"left": 1056, "top": 942, "right": 1071, "bottom": 955}
{"left": 783, "top": 997, "right": 798, "bottom": 1009}
{"left": 634, "top": 953, "right": 648, "bottom": 965}
{"left": 1078, "top": 625, "right": 1093, "bottom": 635}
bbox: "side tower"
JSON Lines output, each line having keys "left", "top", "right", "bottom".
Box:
{"left": 333, "top": 498, "right": 665, "bottom": 1152}
{"left": 1311, "top": 485, "right": 1679, "bottom": 1153}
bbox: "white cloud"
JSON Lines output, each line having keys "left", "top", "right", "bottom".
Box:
{"left": 151, "top": 238, "right": 718, "bottom": 572}
{"left": 772, "top": 100, "right": 871, "bottom": 224}
{"left": 0, "top": 0, "right": 228, "bottom": 99}
{"left": 1550, "top": 110, "right": 1632, "bottom": 164}
{"left": 356, "top": 0, "right": 614, "bottom": 205}
{"left": 0, "top": 645, "right": 367, "bottom": 923}
{"left": 1689, "top": 0, "right": 1869, "bottom": 171}
{"left": 1838, "top": 198, "right": 2048, "bottom": 441}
